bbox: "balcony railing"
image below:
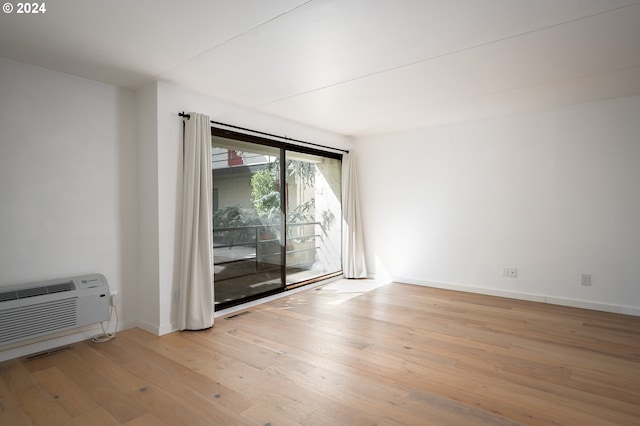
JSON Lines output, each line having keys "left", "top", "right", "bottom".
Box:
{"left": 213, "top": 222, "right": 321, "bottom": 282}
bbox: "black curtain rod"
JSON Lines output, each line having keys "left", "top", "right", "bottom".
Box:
{"left": 179, "top": 112, "right": 348, "bottom": 154}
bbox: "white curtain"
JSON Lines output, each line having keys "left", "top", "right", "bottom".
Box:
{"left": 178, "top": 112, "right": 214, "bottom": 330}
{"left": 342, "top": 152, "right": 368, "bottom": 278}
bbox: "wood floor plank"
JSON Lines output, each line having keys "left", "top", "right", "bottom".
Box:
{"left": 101, "top": 334, "right": 254, "bottom": 421}
{"left": 31, "top": 366, "right": 99, "bottom": 417}
{"left": 15, "top": 385, "right": 73, "bottom": 426}
{"left": 45, "top": 349, "right": 148, "bottom": 423}
{"left": 124, "top": 412, "right": 168, "bottom": 426}
{"left": 0, "top": 361, "right": 22, "bottom": 412}
{"left": 1, "top": 359, "right": 38, "bottom": 390}
{"left": 70, "top": 343, "right": 148, "bottom": 393}
{"left": 1, "top": 280, "right": 639, "bottom": 425}
{"left": 0, "top": 406, "right": 34, "bottom": 426}
{"left": 127, "top": 384, "right": 237, "bottom": 426}
{"left": 71, "top": 406, "right": 120, "bottom": 426}
{"left": 241, "top": 401, "right": 312, "bottom": 426}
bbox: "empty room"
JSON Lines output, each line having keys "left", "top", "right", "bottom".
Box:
{"left": 1, "top": 1, "right": 639, "bottom": 425}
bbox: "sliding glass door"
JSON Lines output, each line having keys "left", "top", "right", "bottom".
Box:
{"left": 212, "top": 129, "right": 342, "bottom": 309}
{"left": 285, "top": 152, "right": 342, "bottom": 286}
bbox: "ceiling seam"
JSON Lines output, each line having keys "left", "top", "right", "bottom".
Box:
{"left": 257, "top": 1, "right": 640, "bottom": 108}
{"left": 152, "top": 0, "right": 314, "bottom": 80}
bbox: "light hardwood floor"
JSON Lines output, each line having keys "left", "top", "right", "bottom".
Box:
{"left": 1, "top": 281, "right": 639, "bottom": 425}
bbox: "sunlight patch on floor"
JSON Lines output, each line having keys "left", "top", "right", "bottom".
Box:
{"left": 321, "top": 279, "right": 388, "bottom": 305}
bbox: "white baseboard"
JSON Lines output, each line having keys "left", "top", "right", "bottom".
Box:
{"left": 391, "top": 276, "right": 640, "bottom": 317}
{"left": 134, "top": 319, "right": 163, "bottom": 336}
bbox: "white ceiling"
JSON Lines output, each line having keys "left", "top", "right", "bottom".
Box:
{"left": 1, "top": 0, "right": 640, "bottom": 136}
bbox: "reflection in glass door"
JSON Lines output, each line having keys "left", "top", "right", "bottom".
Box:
{"left": 212, "top": 137, "right": 283, "bottom": 307}
{"left": 212, "top": 130, "right": 342, "bottom": 310}
{"left": 285, "top": 153, "right": 342, "bottom": 287}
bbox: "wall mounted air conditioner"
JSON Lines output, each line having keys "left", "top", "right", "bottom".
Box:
{"left": 0, "top": 273, "right": 110, "bottom": 345}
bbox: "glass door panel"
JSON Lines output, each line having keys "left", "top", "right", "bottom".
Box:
{"left": 212, "top": 136, "right": 283, "bottom": 307}
{"left": 285, "top": 152, "right": 342, "bottom": 286}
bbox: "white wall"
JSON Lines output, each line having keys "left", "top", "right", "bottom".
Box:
{"left": 0, "top": 58, "right": 138, "bottom": 357}
{"left": 136, "top": 82, "right": 160, "bottom": 332}
{"left": 357, "top": 96, "right": 640, "bottom": 315}
{"left": 138, "top": 80, "right": 351, "bottom": 334}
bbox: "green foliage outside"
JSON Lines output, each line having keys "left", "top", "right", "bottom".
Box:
{"left": 213, "top": 159, "right": 319, "bottom": 245}
{"left": 250, "top": 160, "right": 316, "bottom": 225}
{"left": 251, "top": 166, "right": 280, "bottom": 219}
{"left": 212, "top": 204, "right": 261, "bottom": 244}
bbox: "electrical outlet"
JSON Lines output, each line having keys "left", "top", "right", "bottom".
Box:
{"left": 581, "top": 274, "right": 592, "bottom": 286}
{"left": 502, "top": 267, "right": 518, "bottom": 278}
{"left": 172, "top": 289, "right": 180, "bottom": 304}
{"left": 110, "top": 291, "right": 118, "bottom": 306}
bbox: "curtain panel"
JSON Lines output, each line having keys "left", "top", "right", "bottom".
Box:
{"left": 342, "top": 152, "right": 368, "bottom": 279}
{"left": 178, "top": 112, "right": 214, "bottom": 330}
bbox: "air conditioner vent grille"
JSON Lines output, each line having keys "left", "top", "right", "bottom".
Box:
{"left": 17, "top": 287, "right": 48, "bottom": 298}
{"left": 0, "top": 291, "right": 18, "bottom": 303}
{"left": 47, "top": 282, "right": 76, "bottom": 294}
{"left": 0, "top": 299, "right": 77, "bottom": 344}
{"left": 0, "top": 281, "right": 76, "bottom": 302}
